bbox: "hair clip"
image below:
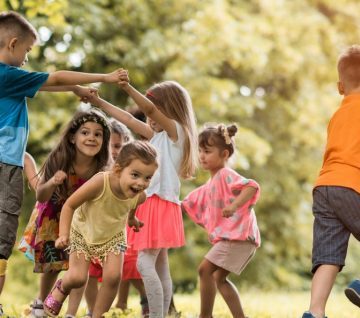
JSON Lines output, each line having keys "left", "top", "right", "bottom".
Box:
{"left": 220, "top": 125, "right": 232, "bottom": 144}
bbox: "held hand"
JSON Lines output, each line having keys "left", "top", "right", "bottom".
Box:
{"left": 222, "top": 204, "right": 237, "bottom": 218}
{"left": 51, "top": 170, "right": 67, "bottom": 186}
{"left": 104, "top": 68, "right": 124, "bottom": 83}
{"left": 118, "top": 69, "right": 130, "bottom": 89}
{"left": 55, "top": 235, "right": 69, "bottom": 249}
{"left": 128, "top": 216, "right": 144, "bottom": 232}
{"left": 73, "top": 86, "right": 98, "bottom": 103}
{"left": 85, "top": 89, "right": 101, "bottom": 105}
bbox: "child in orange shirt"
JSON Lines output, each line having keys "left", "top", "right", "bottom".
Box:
{"left": 302, "top": 45, "right": 360, "bottom": 318}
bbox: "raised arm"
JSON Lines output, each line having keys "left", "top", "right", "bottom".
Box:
{"left": 36, "top": 170, "right": 67, "bottom": 202}
{"left": 56, "top": 173, "right": 104, "bottom": 249}
{"left": 40, "top": 68, "right": 123, "bottom": 88}
{"left": 87, "top": 93, "right": 154, "bottom": 140}
{"left": 122, "top": 84, "right": 178, "bottom": 141}
{"left": 127, "top": 192, "right": 146, "bottom": 232}
{"left": 222, "top": 185, "right": 258, "bottom": 218}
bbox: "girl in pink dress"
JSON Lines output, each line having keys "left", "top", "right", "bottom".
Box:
{"left": 182, "top": 123, "right": 261, "bottom": 318}
{"left": 86, "top": 77, "right": 198, "bottom": 318}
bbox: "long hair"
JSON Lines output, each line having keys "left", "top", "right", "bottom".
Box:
{"left": 39, "top": 108, "right": 110, "bottom": 202}
{"left": 146, "top": 81, "right": 198, "bottom": 179}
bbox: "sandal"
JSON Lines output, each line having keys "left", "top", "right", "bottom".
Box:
{"left": 43, "top": 279, "right": 68, "bottom": 317}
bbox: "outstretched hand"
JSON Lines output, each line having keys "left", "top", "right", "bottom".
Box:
{"left": 128, "top": 216, "right": 144, "bottom": 232}
{"left": 104, "top": 68, "right": 126, "bottom": 83}
{"left": 73, "top": 86, "right": 98, "bottom": 103}
{"left": 118, "top": 69, "right": 130, "bottom": 89}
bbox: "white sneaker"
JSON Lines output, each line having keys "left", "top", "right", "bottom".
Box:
{"left": 30, "top": 299, "right": 46, "bottom": 318}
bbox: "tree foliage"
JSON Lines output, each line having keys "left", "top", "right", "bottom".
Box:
{"left": 3, "top": 0, "right": 360, "bottom": 290}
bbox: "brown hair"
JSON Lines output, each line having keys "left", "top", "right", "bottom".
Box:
{"left": 199, "top": 123, "right": 238, "bottom": 157}
{"left": 40, "top": 108, "right": 110, "bottom": 202}
{"left": 0, "top": 11, "right": 38, "bottom": 48}
{"left": 337, "top": 45, "right": 360, "bottom": 91}
{"left": 115, "top": 140, "right": 158, "bottom": 170}
{"left": 146, "top": 81, "right": 198, "bottom": 179}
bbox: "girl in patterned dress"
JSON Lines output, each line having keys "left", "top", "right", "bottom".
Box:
{"left": 182, "top": 124, "right": 261, "bottom": 318}
{"left": 19, "top": 108, "right": 111, "bottom": 317}
{"left": 43, "top": 141, "right": 158, "bottom": 318}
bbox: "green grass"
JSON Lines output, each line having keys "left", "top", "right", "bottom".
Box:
{"left": 2, "top": 251, "right": 360, "bottom": 317}
{"left": 2, "top": 289, "right": 360, "bottom": 317}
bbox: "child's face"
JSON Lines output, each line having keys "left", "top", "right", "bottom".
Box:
{"left": 117, "top": 159, "right": 157, "bottom": 198}
{"left": 147, "top": 117, "right": 163, "bottom": 133}
{"left": 72, "top": 122, "right": 104, "bottom": 158}
{"left": 199, "top": 145, "right": 227, "bottom": 174}
{"left": 110, "top": 132, "right": 123, "bottom": 161}
{"left": 8, "top": 36, "right": 35, "bottom": 67}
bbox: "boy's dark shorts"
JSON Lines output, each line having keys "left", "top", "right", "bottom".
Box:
{"left": 312, "top": 186, "right": 360, "bottom": 273}
{"left": 0, "top": 162, "right": 23, "bottom": 259}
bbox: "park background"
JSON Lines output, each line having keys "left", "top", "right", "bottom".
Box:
{"left": 2, "top": 0, "right": 360, "bottom": 317}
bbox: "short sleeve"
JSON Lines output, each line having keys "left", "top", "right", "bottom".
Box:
{"left": 3, "top": 66, "right": 49, "bottom": 98}
{"left": 182, "top": 183, "right": 208, "bottom": 227}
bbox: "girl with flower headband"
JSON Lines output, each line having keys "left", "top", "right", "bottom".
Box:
{"left": 86, "top": 76, "right": 197, "bottom": 317}
{"left": 182, "top": 123, "right": 261, "bottom": 318}
{"left": 19, "top": 108, "right": 111, "bottom": 318}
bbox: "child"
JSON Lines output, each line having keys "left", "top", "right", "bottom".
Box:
{"left": 87, "top": 78, "right": 198, "bottom": 317}
{"left": 0, "top": 11, "right": 123, "bottom": 306}
{"left": 84, "top": 118, "right": 136, "bottom": 317}
{"left": 301, "top": 45, "right": 360, "bottom": 318}
{"left": 43, "top": 140, "right": 158, "bottom": 318}
{"left": 19, "top": 108, "right": 111, "bottom": 317}
{"left": 182, "top": 124, "right": 260, "bottom": 318}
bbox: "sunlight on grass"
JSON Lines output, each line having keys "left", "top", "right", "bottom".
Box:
{"left": 2, "top": 290, "right": 360, "bottom": 317}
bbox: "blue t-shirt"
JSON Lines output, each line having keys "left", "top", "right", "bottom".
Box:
{"left": 0, "top": 63, "right": 49, "bottom": 167}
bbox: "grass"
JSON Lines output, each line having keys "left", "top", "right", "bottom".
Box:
{"left": 1, "top": 289, "right": 360, "bottom": 317}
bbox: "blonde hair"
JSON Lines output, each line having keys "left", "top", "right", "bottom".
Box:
{"left": 337, "top": 45, "right": 360, "bottom": 91}
{"left": 146, "top": 81, "right": 198, "bottom": 179}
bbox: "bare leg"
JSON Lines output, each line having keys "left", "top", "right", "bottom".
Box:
{"left": 131, "top": 279, "right": 146, "bottom": 298}
{"left": 213, "top": 268, "right": 245, "bottom": 318}
{"left": 116, "top": 279, "right": 130, "bottom": 310}
{"left": 92, "top": 253, "right": 123, "bottom": 318}
{"left": 39, "top": 271, "right": 59, "bottom": 301}
{"left": 198, "top": 258, "right": 217, "bottom": 318}
{"left": 308, "top": 264, "right": 339, "bottom": 318}
{"left": 85, "top": 276, "right": 99, "bottom": 315}
{"left": 66, "top": 285, "right": 86, "bottom": 317}
{"left": 0, "top": 275, "right": 5, "bottom": 296}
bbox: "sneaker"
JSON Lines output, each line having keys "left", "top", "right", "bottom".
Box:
{"left": 345, "top": 279, "right": 360, "bottom": 307}
{"left": 301, "top": 312, "right": 327, "bottom": 318}
{"left": 0, "top": 304, "right": 3, "bottom": 317}
{"left": 30, "top": 299, "right": 46, "bottom": 318}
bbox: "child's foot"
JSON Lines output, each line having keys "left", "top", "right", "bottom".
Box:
{"left": 0, "top": 304, "right": 3, "bottom": 317}
{"left": 345, "top": 279, "right": 360, "bottom": 307}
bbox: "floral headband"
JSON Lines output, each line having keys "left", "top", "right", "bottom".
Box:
{"left": 72, "top": 114, "right": 109, "bottom": 131}
{"left": 219, "top": 125, "right": 232, "bottom": 145}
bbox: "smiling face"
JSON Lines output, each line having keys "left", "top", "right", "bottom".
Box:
{"left": 72, "top": 121, "right": 104, "bottom": 158}
{"left": 116, "top": 159, "right": 157, "bottom": 199}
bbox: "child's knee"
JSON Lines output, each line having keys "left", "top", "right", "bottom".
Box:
{"left": 66, "top": 271, "right": 87, "bottom": 288}
{"left": 103, "top": 272, "right": 121, "bottom": 288}
{"left": 0, "top": 259, "right": 7, "bottom": 276}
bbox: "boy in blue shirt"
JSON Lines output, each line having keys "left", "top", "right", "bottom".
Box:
{"left": 0, "top": 11, "right": 124, "bottom": 310}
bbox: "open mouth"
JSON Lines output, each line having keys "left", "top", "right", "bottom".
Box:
{"left": 130, "top": 187, "right": 143, "bottom": 194}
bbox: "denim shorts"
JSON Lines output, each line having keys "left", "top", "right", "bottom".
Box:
{"left": 0, "top": 162, "right": 23, "bottom": 259}
{"left": 312, "top": 186, "right": 360, "bottom": 273}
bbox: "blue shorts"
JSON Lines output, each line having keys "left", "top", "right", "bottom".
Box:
{"left": 0, "top": 162, "right": 23, "bottom": 259}
{"left": 312, "top": 186, "right": 360, "bottom": 273}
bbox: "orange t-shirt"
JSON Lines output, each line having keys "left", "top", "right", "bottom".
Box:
{"left": 315, "top": 94, "right": 360, "bottom": 194}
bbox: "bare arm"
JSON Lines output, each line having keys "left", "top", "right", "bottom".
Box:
{"left": 122, "top": 84, "right": 178, "bottom": 141}
{"left": 36, "top": 170, "right": 67, "bottom": 202}
{"left": 40, "top": 68, "right": 123, "bottom": 88}
{"left": 56, "top": 173, "right": 104, "bottom": 249}
{"left": 222, "top": 186, "right": 258, "bottom": 218}
{"left": 24, "top": 152, "right": 39, "bottom": 191}
{"left": 87, "top": 93, "right": 154, "bottom": 139}
{"left": 127, "top": 192, "right": 146, "bottom": 232}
